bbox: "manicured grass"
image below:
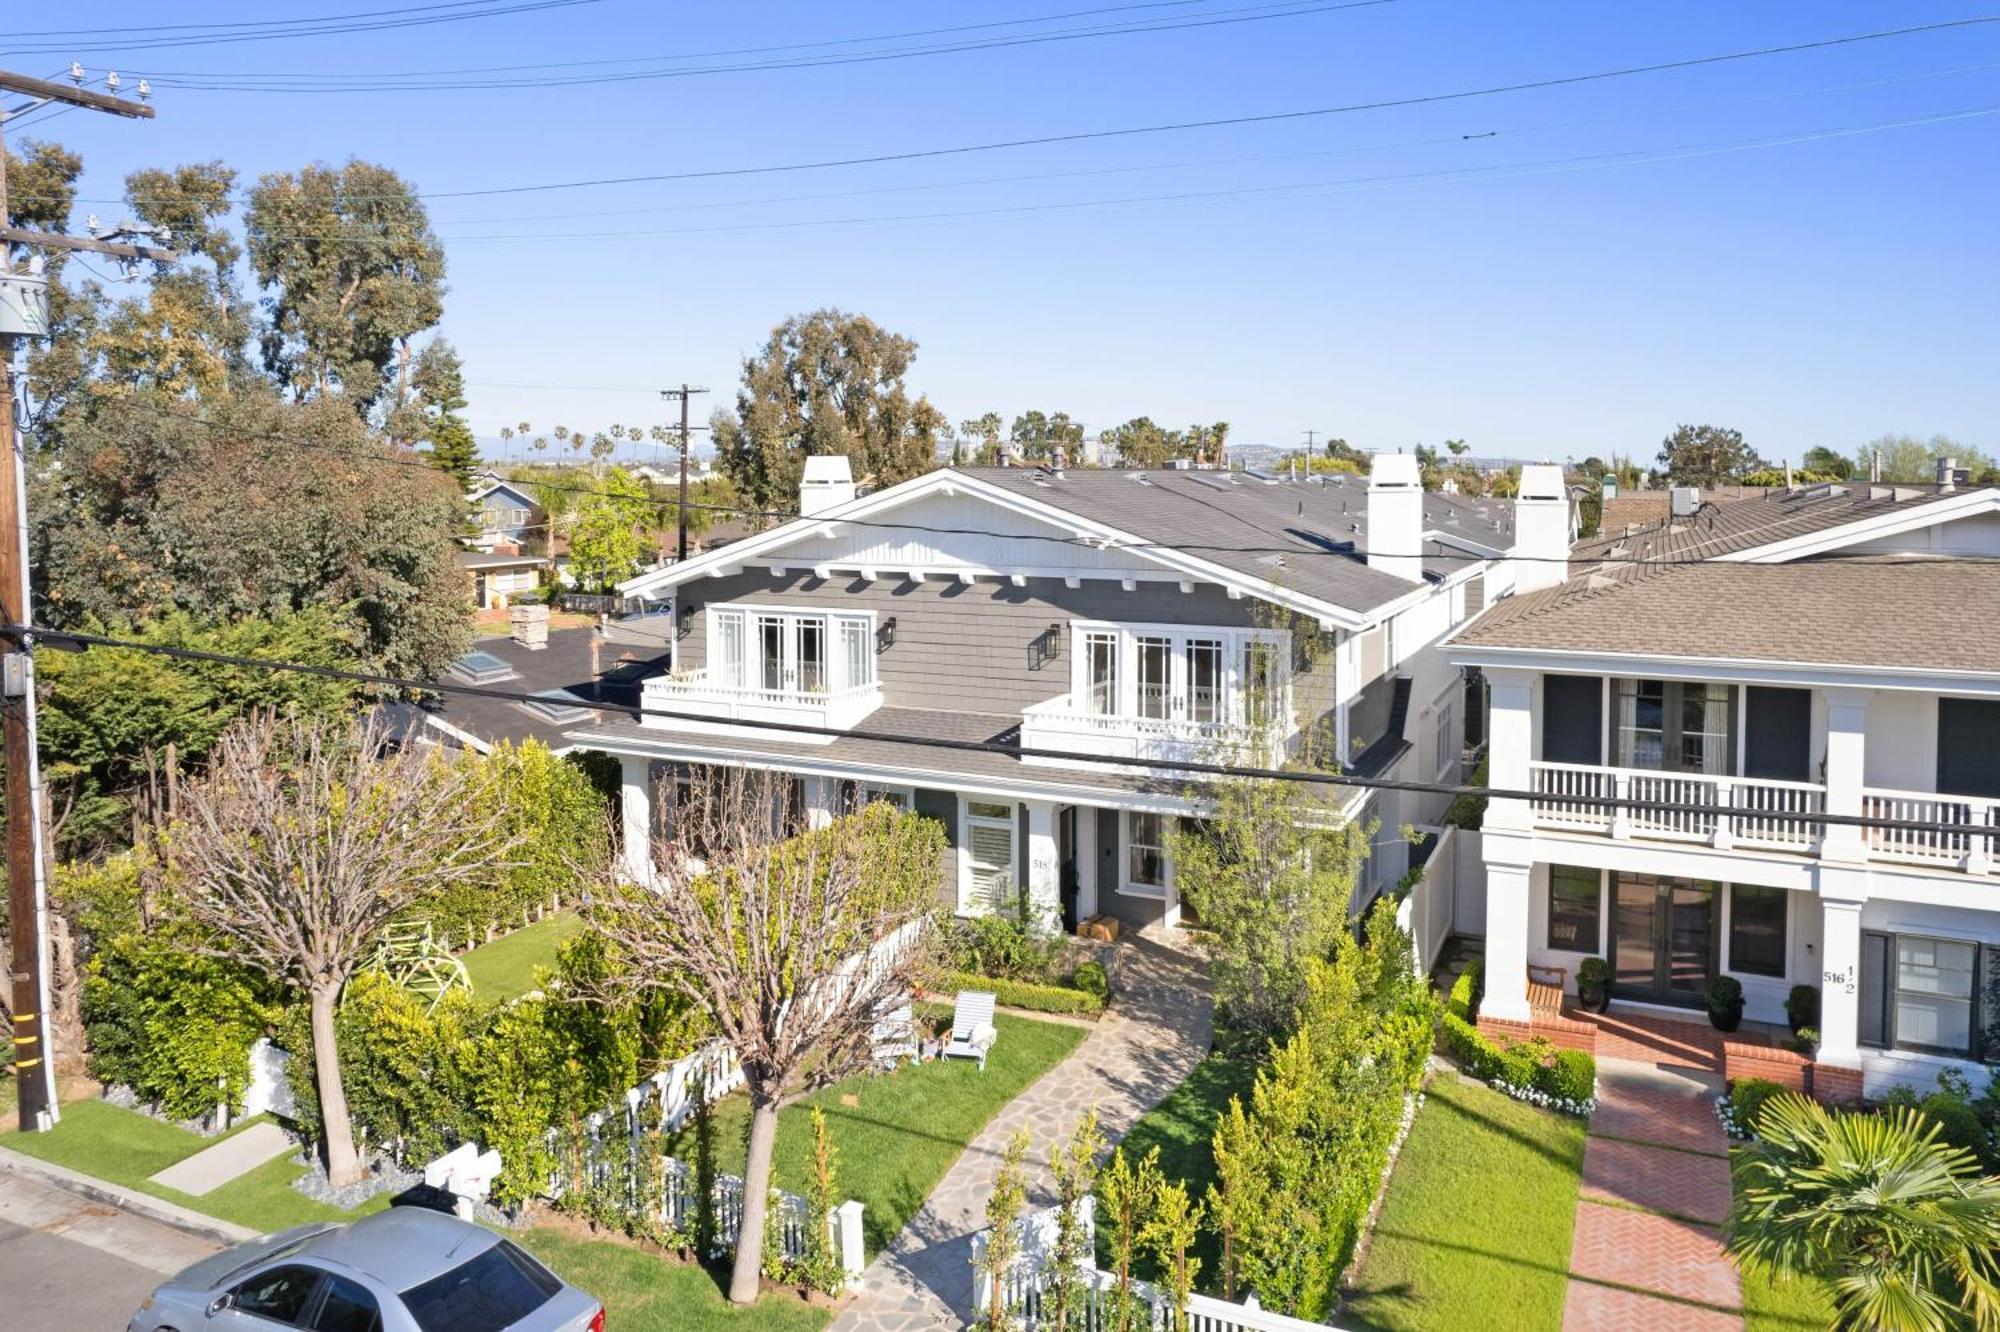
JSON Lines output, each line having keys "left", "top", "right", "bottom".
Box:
{"left": 518, "top": 1227, "right": 831, "bottom": 1332}
{"left": 1344, "top": 1070, "right": 1586, "bottom": 1332}
{"left": 461, "top": 911, "right": 586, "bottom": 1003}
{"left": 0, "top": 1097, "right": 380, "bottom": 1232}
{"left": 1099, "top": 1053, "right": 1256, "bottom": 1285}
{"left": 668, "top": 1011, "right": 1085, "bottom": 1255}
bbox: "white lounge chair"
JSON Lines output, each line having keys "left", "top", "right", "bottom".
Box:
{"left": 942, "top": 991, "right": 998, "bottom": 1071}
{"left": 872, "top": 1000, "right": 918, "bottom": 1070}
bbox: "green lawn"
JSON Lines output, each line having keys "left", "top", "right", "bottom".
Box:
{"left": 667, "top": 1011, "right": 1085, "bottom": 1255}
{"left": 1729, "top": 1147, "right": 1839, "bottom": 1332}
{"left": 0, "top": 1098, "right": 380, "bottom": 1233}
{"left": 1099, "top": 1052, "right": 1256, "bottom": 1285}
{"left": 519, "top": 1227, "right": 831, "bottom": 1332}
{"left": 1345, "top": 1070, "right": 1587, "bottom": 1332}
{"left": 461, "top": 911, "right": 586, "bottom": 1003}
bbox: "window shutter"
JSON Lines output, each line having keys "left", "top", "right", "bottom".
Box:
{"left": 1859, "top": 930, "right": 1891, "bottom": 1049}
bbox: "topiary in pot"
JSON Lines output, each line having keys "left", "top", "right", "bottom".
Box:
{"left": 1575, "top": 957, "right": 1612, "bottom": 1013}
{"left": 1706, "top": 975, "right": 1745, "bottom": 1032}
{"left": 1784, "top": 984, "right": 1819, "bottom": 1034}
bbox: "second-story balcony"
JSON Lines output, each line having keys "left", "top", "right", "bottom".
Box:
{"left": 1020, "top": 693, "right": 1271, "bottom": 765}
{"left": 640, "top": 605, "right": 882, "bottom": 740}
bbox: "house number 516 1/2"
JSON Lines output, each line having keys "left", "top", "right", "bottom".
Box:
{"left": 1823, "top": 967, "right": 1854, "bottom": 995}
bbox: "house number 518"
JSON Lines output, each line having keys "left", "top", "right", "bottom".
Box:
{"left": 1822, "top": 967, "right": 1854, "bottom": 995}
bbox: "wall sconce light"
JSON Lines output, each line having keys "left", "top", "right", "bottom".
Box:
{"left": 1029, "top": 623, "right": 1062, "bottom": 671}
{"left": 877, "top": 616, "right": 897, "bottom": 652}
{"left": 677, "top": 603, "right": 696, "bottom": 639}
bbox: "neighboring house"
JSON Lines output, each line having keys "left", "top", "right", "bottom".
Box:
{"left": 467, "top": 480, "right": 545, "bottom": 549}
{"left": 459, "top": 549, "right": 545, "bottom": 610}
{"left": 389, "top": 624, "right": 670, "bottom": 755}
{"left": 1449, "top": 476, "right": 2000, "bottom": 1098}
{"left": 569, "top": 453, "right": 1551, "bottom": 933}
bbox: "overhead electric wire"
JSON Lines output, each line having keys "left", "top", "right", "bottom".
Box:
{"left": 132, "top": 1, "right": 1394, "bottom": 93}
{"left": 1, "top": 0, "right": 602, "bottom": 57}
{"left": 14, "top": 622, "right": 1998, "bottom": 839}
{"left": 38, "top": 395, "right": 2000, "bottom": 571}
{"left": 10, "top": 0, "right": 561, "bottom": 39}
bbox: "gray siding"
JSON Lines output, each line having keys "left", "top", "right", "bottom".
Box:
{"left": 681, "top": 569, "right": 1336, "bottom": 727}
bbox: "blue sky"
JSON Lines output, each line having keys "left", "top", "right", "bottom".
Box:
{"left": 13, "top": 1, "right": 1998, "bottom": 465}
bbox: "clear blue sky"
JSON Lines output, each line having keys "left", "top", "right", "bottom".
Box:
{"left": 13, "top": 1, "right": 1998, "bottom": 466}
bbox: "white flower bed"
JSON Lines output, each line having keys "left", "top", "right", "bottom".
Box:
{"left": 1490, "top": 1078, "right": 1597, "bottom": 1118}
{"left": 1714, "top": 1094, "right": 1754, "bottom": 1141}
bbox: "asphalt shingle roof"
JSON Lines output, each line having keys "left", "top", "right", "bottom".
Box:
{"left": 399, "top": 626, "right": 669, "bottom": 751}
{"left": 960, "top": 466, "right": 1514, "bottom": 613}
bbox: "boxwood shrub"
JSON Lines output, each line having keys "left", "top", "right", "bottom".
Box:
{"left": 1436, "top": 957, "right": 1596, "bottom": 1114}
{"left": 942, "top": 970, "right": 1107, "bottom": 1017}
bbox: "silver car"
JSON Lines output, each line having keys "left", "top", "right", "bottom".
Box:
{"left": 128, "top": 1205, "right": 603, "bottom": 1332}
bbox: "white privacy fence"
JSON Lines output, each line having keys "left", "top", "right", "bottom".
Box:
{"left": 973, "top": 1205, "right": 1347, "bottom": 1332}
{"left": 1394, "top": 825, "right": 1459, "bottom": 975}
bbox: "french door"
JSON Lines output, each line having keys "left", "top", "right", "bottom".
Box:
{"left": 1611, "top": 873, "right": 1716, "bottom": 1005}
{"left": 754, "top": 613, "right": 826, "bottom": 694}
{"left": 1133, "top": 634, "right": 1227, "bottom": 725}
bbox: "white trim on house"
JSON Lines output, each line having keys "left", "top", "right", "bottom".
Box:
{"left": 1716, "top": 488, "right": 2000, "bottom": 564}
{"left": 958, "top": 798, "right": 1018, "bottom": 917}
{"left": 1445, "top": 643, "right": 2000, "bottom": 695}
{"left": 615, "top": 467, "right": 1424, "bottom": 633}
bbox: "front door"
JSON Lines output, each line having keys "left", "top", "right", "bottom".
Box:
{"left": 1610, "top": 873, "right": 1716, "bottom": 1005}
{"left": 1057, "top": 806, "right": 1079, "bottom": 932}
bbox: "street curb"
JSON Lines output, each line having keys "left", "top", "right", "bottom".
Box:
{"left": 0, "top": 1143, "right": 260, "bottom": 1247}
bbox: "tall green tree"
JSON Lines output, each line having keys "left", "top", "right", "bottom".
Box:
{"left": 244, "top": 160, "right": 446, "bottom": 409}
{"left": 566, "top": 466, "right": 651, "bottom": 591}
{"left": 1727, "top": 1091, "right": 2000, "bottom": 1332}
{"left": 397, "top": 338, "right": 480, "bottom": 487}
{"left": 1010, "top": 409, "right": 1085, "bottom": 461}
{"left": 959, "top": 411, "right": 1003, "bottom": 465}
{"left": 1801, "top": 445, "right": 1854, "bottom": 480}
{"left": 1103, "top": 416, "right": 1186, "bottom": 469}
{"left": 712, "top": 309, "right": 947, "bottom": 513}
{"left": 1657, "top": 423, "right": 1760, "bottom": 484}
{"left": 1853, "top": 433, "right": 1994, "bottom": 484}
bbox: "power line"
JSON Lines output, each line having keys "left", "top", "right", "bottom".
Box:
{"left": 11, "top": 0, "right": 566, "bottom": 39}
{"left": 132, "top": 1, "right": 1392, "bottom": 92}
{"left": 18, "top": 621, "right": 2000, "bottom": 841}
{"left": 1, "top": 0, "right": 603, "bottom": 57}
{"left": 38, "top": 395, "right": 2000, "bottom": 570}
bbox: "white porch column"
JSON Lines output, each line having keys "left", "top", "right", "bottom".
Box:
{"left": 1484, "top": 668, "right": 1535, "bottom": 834}
{"left": 1073, "top": 805, "right": 1099, "bottom": 925}
{"left": 802, "top": 776, "right": 838, "bottom": 830}
{"left": 619, "top": 755, "right": 655, "bottom": 885}
{"left": 1024, "top": 800, "right": 1061, "bottom": 936}
{"left": 1816, "top": 895, "right": 1865, "bottom": 1067}
{"left": 1480, "top": 851, "right": 1534, "bottom": 1022}
{"left": 1820, "top": 687, "right": 1872, "bottom": 862}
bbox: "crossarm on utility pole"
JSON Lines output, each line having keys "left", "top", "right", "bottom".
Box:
{"left": 0, "top": 227, "right": 178, "bottom": 264}
{"left": 0, "top": 71, "right": 154, "bottom": 118}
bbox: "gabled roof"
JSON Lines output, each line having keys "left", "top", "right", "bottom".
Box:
{"left": 466, "top": 479, "right": 540, "bottom": 508}
{"left": 1453, "top": 485, "right": 2000, "bottom": 676}
{"left": 619, "top": 465, "right": 1513, "bottom": 628}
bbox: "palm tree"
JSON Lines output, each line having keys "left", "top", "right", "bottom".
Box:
{"left": 1726, "top": 1091, "right": 2000, "bottom": 1332}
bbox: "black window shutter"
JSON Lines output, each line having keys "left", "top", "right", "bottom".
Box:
{"left": 1541, "top": 674, "right": 1603, "bottom": 765}
{"left": 1744, "top": 687, "right": 1812, "bottom": 782}
{"left": 1938, "top": 698, "right": 2000, "bottom": 798}
{"left": 1859, "top": 931, "right": 1891, "bottom": 1049}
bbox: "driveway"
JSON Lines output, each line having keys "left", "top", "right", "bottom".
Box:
{"left": 0, "top": 1168, "right": 222, "bottom": 1330}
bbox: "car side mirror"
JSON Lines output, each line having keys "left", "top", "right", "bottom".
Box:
{"left": 208, "top": 1291, "right": 234, "bottom": 1316}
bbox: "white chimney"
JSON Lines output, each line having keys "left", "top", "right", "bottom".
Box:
{"left": 1366, "top": 451, "right": 1424, "bottom": 583}
{"left": 1511, "top": 463, "right": 1571, "bottom": 595}
{"left": 1937, "top": 457, "right": 1958, "bottom": 493}
{"left": 799, "top": 454, "right": 856, "bottom": 516}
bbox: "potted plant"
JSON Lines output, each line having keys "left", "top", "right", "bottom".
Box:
{"left": 1575, "top": 957, "right": 1612, "bottom": 1013}
{"left": 1706, "top": 975, "right": 1745, "bottom": 1032}
{"left": 1785, "top": 1025, "right": 1820, "bottom": 1057}
{"left": 1784, "top": 984, "right": 1820, "bottom": 1035}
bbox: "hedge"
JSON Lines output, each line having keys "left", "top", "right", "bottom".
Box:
{"left": 941, "top": 970, "right": 1107, "bottom": 1016}
{"left": 1438, "top": 959, "right": 1596, "bottom": 1116}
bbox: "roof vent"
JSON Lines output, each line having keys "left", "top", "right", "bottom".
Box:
{"left": 1669, "top": 486, "right": 1701, "bottom": 518}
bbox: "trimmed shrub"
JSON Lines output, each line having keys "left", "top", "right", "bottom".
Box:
{"left": 943, "top": 970, "right": 1106, "bottom": 1017}
{"left": 1541, "top": 1049, "right": 1597, "bottom": 1104}
{"left": 1918, "top": 1092, "right": 1989, "bottom": 1162}
{"left": 1729, "top": 1077, "right": 1787, "bottom": 1135}
{"left": 947, "top": 913, "right": 1066, "bottom": 981}
{"left": 1070, "top": 960, "right": 1110, "bottom": 1004}
{"left": 1785, "top": 984, "right": 1820, "bottom": 1033}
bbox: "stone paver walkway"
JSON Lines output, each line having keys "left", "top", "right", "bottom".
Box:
{"left": 830, "top": 933, "right": 1212, "bottom": 1332}
{"left": 1563, "top": 1057, "right": 1743, "bottom": 1331}
{"left": 147, "top": 1120, "right": 293, "bottom": 1197}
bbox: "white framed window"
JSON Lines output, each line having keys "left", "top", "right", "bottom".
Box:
{"left": 1083, "top": 630, "right": 1119, "bottom": 716}
{"left": 1124, "top": 810, "right": 1171, "bottom": 898}
{"left": 706, "top": 605, "right": 874, "bottom": 694}
{"left": 1434, "top": 701, "right": 1455, "bottom": 779}
{"left": 856, "top": 782, "right": 913, "bottom": 810}
{"left": 959, "top": 800, "right": 1017, "bottom": 917}
{"left": 1068, "top": 621, "right": 1290, "bottom": 729}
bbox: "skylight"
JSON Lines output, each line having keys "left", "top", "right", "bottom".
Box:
{"left": 447, "top": 650, "right": 517, "bottom": 685}
{"left": 519, "top": 688, "right": 593, "bottom": 724}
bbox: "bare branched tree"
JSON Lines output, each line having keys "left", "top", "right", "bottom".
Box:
{"left": 594, "top": 768, "right": 944, "bottom": 1304}
{"left": 163, "top": 713, "right": 510, "bottom": 1188}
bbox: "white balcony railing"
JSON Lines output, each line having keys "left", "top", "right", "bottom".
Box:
{"left": 1528, "top": 761, "right": 1824, "bottom": 853}
{"left": 1018, "top": 694, "right": 1278, "bottom": 767}
{"left": 1862, "top": 786, "right": 1999, "bottom": 874}
{"left": 639, "top": 670, "right": 882, "bottom": 740}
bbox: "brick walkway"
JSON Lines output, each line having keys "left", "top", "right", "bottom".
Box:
{"left": 828, "top": 934, "right": 1213, "bottom": 1332}
{"left": 1563, "top": 1053, "right": 1744, "bottom": 1331}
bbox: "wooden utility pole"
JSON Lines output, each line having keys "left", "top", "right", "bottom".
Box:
{"left": 658, "top": 384, "right": 708, "bottom": 562}
{"left": 1, "top": 66, "right": 172, "bottom": 1132}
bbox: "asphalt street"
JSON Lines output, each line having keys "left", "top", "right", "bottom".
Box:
{"left": 0, "top": 1170, "right": 221, "bottom": 1330}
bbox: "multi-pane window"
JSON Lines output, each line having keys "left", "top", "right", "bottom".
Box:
{"left": 1434, "top": 702, "right": 1455, "bottom": 779}
{"left": 1128, "top": 811, "right": 1168, "bottom": 892}
{"left": 1860, "top": 931, "right": 1985, "bottom": 1059}
{"left": 1727, "top": 884, "right": 1787, "bottom": 978}
{"left": 1084, "top": 630, "right": 1119, "bottom": 716}
{"left": 1136, "top": 636, "right": 1173, "bottom": 720}
{"left": 1242, "top": 640, "right": 1280, "bottom": 728}
{"left": 1614, "top": 679, "right": 1732, "bottom": 775}
{"left": 1187, "top": 639, "right": 1223, "bottom": 724}
{"left": 708, "top": 607, "right": 872, "bottom": 694}
{"left": 961, "top": 801, "right": 1017, "bottom": 916}
{"left": 1546, "top": 864, "right": 1601, "bottom": 952}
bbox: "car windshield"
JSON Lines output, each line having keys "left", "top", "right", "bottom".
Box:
{"left": 399, "top": 1239, "right": 560, "bottom": 1332}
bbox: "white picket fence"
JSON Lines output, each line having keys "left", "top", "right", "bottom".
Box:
{"left": 974, "top": 1205, "right": 1346, "bottom": 1332}
{"left": 1393, "top": 824, "right": 1459, "bottom": 975}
